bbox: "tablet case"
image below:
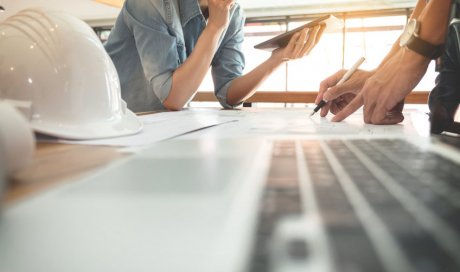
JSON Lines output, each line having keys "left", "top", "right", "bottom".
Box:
{"left": 254, "top": 15, "right": 343, "bottom": 51}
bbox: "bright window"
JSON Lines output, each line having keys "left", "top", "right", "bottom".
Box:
{"left": 198, "top": 22, "right": 288, "bottom": 92}
{"left": 287, "top": 21, "right": 343, "bottom": 92}
{"left": 198, "top": 11, "right": 437, "bottom": 94}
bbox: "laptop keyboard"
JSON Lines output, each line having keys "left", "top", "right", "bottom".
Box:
{"left": 250, "top": 141, "right": 304, "bottom": 272}
{"left": 249, "top": 139, "right": 460, "bottom": 272}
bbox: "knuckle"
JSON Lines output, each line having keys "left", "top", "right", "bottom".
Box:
{"left": 364, "top": 116, "right": 371, "bottom": 124}
{"left": 321, "top": 77, "right": 332, "bottom": 87}
{"left": 371, "top": 115, "right": 381, "bottom": 124}
{"left": 328, "top": 86, "right": 338, "bottom": 95}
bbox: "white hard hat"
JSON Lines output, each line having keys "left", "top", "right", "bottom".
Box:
{"left": 0, "top": 9, "right": 142, "bottom": 140}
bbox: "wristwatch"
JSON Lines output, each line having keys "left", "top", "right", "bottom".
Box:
{"left": 399, "top": 19, "right": 444, "bottom": 59}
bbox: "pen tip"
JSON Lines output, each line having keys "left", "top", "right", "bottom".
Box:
{"left": 310, "top": 111, "right": 316, "bottom": 117}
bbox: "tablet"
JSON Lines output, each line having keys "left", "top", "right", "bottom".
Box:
{"left": 254, "top": 15, "right": 342, "bottom": 51}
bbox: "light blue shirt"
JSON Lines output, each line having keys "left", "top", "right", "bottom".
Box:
{"left": 105, "top": 0, "right": 246, "bottom": 112}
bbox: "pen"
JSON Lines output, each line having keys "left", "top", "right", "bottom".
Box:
{"left": 310, "top": 56, "right": 366, "bottom": 117}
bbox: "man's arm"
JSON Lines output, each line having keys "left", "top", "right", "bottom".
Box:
{"left": 332, "top": 0, "right": 453, "bottom": 124}
{"left": 378, "top": 0, "right": 427, "bottom": 69}
{"left": 315, "top": 0, "right": 428, "bottom": 117}
{"left": 418, "top": 0, "right": 452, "bottom": 45}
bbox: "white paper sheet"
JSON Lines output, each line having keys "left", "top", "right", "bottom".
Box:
{"left": 178, "top": 107, "right": 427, "bottom": 139}
{"left": 36, "top": 107, "right": 429, "bottom": 147}
{"left": 37, "top": 110, "right": 238, "bottom": 147}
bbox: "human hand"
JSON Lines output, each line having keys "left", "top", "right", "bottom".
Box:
{"left": 271, "top": 25, "right": 325, "bottom": 63}
{"left": 315, "top": 69, "right": 374, "bottom": 117}
{"left": 332, "top": 48, "right": 430, "bottom": 124}
{"left": 207, "top": 0, "right": 234, "bottom": 32}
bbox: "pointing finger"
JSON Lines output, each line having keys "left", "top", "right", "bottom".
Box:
{"left": 331, "top": 93, "right": 364, "bottom": 122}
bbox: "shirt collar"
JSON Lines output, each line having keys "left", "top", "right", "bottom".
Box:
{"left": 179, "top": 0, "right": 203, "bottom": 27}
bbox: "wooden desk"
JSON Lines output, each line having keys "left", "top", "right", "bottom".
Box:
{"left": 5, "top": 143, "right": 125, "bottom": 205}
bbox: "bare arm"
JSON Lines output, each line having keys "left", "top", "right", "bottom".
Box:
{"left": 418, "top": 0, "right": 452, "bottom": 45}
{"left": 378, "top": 0, "right": 427, "bottom": 69}
{"left": 226, "top": 50, "right": 286, "bottom": 105}
{"left": 377, "top": 0, "right": 450, "bottom": 74}
{"left": 315, "top": 0, "right": 443, "bottom": 117}
{"left": 163, "top": 0, "right": 233, "bottom": 111}
{"left": 332, "top": 0, "right": 453, "bottom": 124}
{"left": 227, "top": 25, "right": 325, "bottom": 105}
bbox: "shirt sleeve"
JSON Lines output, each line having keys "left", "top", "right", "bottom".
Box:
{"left": 123, "top": 1, "right": 180, "bottom": 103}
{"left": 211, "top": 5, "right": 246, "bottom": 109}
{"left": 429, "top": 21, "right": 460, "bottom": 116}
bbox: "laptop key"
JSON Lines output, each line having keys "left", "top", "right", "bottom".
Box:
{"left": 302, "top": 141, "right": 385, "bottom": 272}
{"left": 340, "top": 140, "right": 460, "bottom": 272}
{"left": 356, "top": 140, "right": 460, "bottom": 235}
{"left": 249, "top": 141, "right": 303, "bottom": 272}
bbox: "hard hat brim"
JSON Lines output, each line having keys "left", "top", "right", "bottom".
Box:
{"left": 32, "top": 110, "right": 143, "bottom": 141}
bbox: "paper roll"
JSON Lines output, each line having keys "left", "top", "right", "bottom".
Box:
{"left": 0, "top": 102, "right": 35, "bottom": 176}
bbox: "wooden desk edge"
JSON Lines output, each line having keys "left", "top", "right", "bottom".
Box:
{"left": 4, "top": 143, "right": 126, "bottom": 205}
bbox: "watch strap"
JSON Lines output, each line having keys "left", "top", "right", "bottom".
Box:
{"left": 406, "top": 35, "right": 445, "bottom": 59}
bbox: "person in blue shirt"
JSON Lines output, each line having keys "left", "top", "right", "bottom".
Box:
{"left": 105, "top": 0, "right": 324, "bottom": 112}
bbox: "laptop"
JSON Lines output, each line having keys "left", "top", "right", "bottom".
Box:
{"left": 0, "top": 108, "right": 459, "bottom": 272}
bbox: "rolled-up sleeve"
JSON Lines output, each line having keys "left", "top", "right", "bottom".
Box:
{"left": 429, "top": 22, "right": 460, "bottom": 115}
{"left": 212, "top": 5, "right": 246, "bottom": 109}
{"left": 124, "top": 1, "right": 179, "bottom": 103}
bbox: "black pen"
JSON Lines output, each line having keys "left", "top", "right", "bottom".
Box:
{"left": 310, "top": 56, "right": 366, "bottom": 117}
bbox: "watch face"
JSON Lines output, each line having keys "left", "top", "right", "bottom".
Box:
{"left": 400, "top": 19, "right": 418, "bottom": 46}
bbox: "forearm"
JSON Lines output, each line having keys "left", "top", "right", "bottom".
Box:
{"left": 164, "top": 26, "right": 223, "bottom": 110}
{"left": 378, "top": 40, "right": 404, "bottom": 69}
{"left": 379, "top": 0, "right": 428, "bottom": 69}
{"left": 226, "top": 56, "right": 284, "bottom": 105}
{"left": 418, "top": 0, "right": 452, "bottom": 45}
{"left": 391, "top": 0, "right": 452, "bottom": 73}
